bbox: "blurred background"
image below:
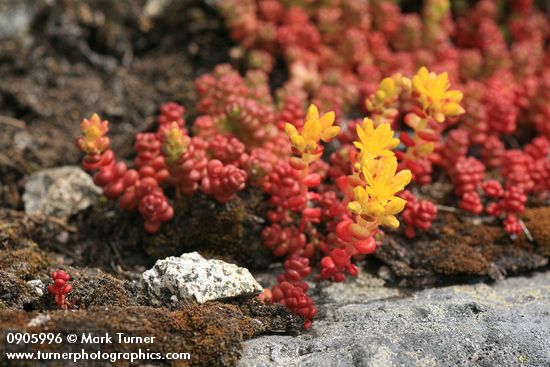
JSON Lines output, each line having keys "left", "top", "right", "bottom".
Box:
{"left": 1, "top": 0, "right": 549, "bottom": 210}
{"left": 0, "top": 0, "right": 233, "bottom": 210}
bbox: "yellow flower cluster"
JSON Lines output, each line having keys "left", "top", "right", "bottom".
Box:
{"left": 77, "top": 113, "right": 110, "bottom": 155}
{"left": 348, "top": 118, "right": 412, "bottom": 229}
{"left": 410, "top": 66, "right": 465, "bottom": 123}
{"left": 365, "top": 76, "right": 402, "bottom": 126}
{"left": 343, "top": 67, "right": 461, "bottom": 230}
{"left": 354, "top": 118, "right": 399, "bottom": 161}
{"left": 423, "top": 0, "right": 451, "bottom": 45}
{"left": 371, "top": 77, "right": 399, "bottom": 106}
{"left": 348, "top": 156, "right": 411, "bottom": 229}
{"left": 284, "top": 104, "right": 340, "bottom": 163}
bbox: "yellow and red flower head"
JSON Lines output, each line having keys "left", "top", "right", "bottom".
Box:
{"left": 411, "top": 66, "right": 465, "bottom": 123}
{"left": 284, "top": 104, "right": 339, "bottom": 163}
{"left": 77, "top": 113, "right": 110, "bottom": 155}
{"left": 348, "top": 155, "right": 412, "bottom": 229}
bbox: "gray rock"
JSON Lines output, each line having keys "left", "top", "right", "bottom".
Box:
{"left": 142, "top": 252, "right": 263, "bottom": 305}
{"left": 143, "top": 0, "right": 173, "bottom": 18}
{"left": 23, "top": 166, "right": 101, "bottom": 218}
{"left": 239, "top": 272, "right": 550, "bottom": 367}
{"left": 0, "top": 0, "right": 35, "bottom": 39}
{"left": 26, "top": 279, "right": 44, "bottom": 297}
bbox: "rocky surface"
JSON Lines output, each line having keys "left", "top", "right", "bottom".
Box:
{"left": 142, "top": 252, "right": 264, "bottom": 305}
{"left": 239, "top": 271, "right": 550, "bottom": 367}
{"left": 23, "top": 166, "right": 101, "bottom": 218}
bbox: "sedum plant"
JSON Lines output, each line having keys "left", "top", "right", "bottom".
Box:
{"left": 76, "top": 57, "right": 549, "bottom": 328}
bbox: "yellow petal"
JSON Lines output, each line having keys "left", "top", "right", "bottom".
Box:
{"left": 381, "top": 156, "right": 399, "bottom": 179}
{"left": 388, "top": 169, "right": 412, "bottom": 194}
{"left": 382, "top": 215, "right": 400, "bottom": 229}
{"left": 366, "top": 200, "right": 385, "bottom": 216}
{"left": 353, "top": 186, "right": 368, "bottom": 204}
{"left": 319, "top": 111, "right": 335, "bottom": 130}
{"left": 436, "top": 72, "right": 449, "bottom": 90}
{"left": 356, "top": 123, "right": 368, "bottom": 145}
{"left": 290, "top": 135, "right": 305, "bottom": 151}
{"left": 284, "top": 123, "right": 298, "bottom": 137}
{"left": 321, "top": 126, "right": 340, "bottom": 142}
{"left": 302, "top": 119, "right": 321, "bottom": 142}
{"left": 377, "top": 122, "right": 391, "bottom": 136}
{"left": 412, "top": 75, "right": 422, "bottom": 90}
{"left": 379, "top": 150, "right": 395, "bottom": 157}
{"left": 443, "top": 90, "right": 463, "bottom": 102}
{"left": 376, "top": 123, "right": 395, "bottom": 147}
{"left": 442, "top": 103, "right": 465, "bottom": 116}
{"left": 417, "top": 66, "right": 429, "bottom": 78}
{"left": 365, "top": 186, "right": 377, "bottom": 200}
{"left": 379, "top": 77, "right": 395, "bottom": 95}
{"left": 348, "top": 201, "right": 362, "bottom": 215}
{"left": 306, "top": 104, "right": 319, "bottom": 122}
{"left": 361, "top": 158, "right": 375, "bottom": 187}
{"left": 363, "top": 118, "right": 374, "bottom": 134}
{"left": 384, "top": 196, "right": 407, "bottom": 215}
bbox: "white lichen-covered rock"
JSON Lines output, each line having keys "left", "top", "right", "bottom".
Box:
{"left": 26, "top": 279, "right": 44, "bottom": 297}
{"left": 27, "top": 314, "right": 51, "bottom": 327}
{"left": 141, "top": 252, "right": 263, "bottom": 305}
{"left": 23, "top": 166, "right": 101, "bottom": 218}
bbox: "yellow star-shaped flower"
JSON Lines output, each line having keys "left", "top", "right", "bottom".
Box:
{"left": 354, "top": 118, "right": 400, "bottom": 160}
{"left": 412, "top": 66, "right": 465, "bottom": 123}
{"left": 348, "top": 156, "right": 412, "bottom": 229}
{"left": 284, "top": 104, "right": 340, "bottom": 162}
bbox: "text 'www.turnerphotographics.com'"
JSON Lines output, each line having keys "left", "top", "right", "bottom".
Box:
{"left": 3, "top": 331, "right": 191, "bottom": 363}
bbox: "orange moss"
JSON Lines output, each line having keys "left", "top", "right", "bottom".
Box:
{"left": 521, "top": 207, "right": 550, "bottom": 255}
{"left": 0, "top": 211, "right": 51, "bottom": 280}
{"left": 0, "top": 300, "right": 299, "bottom": 367}
{"left": 0, "top": 246, "right": 50, "bottom": 279}
{"left": 377, "top": 207, "right": 550, "bottom": 285}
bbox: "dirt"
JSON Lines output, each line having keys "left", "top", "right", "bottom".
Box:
{"left": 0, "top": 0, "right": 272, "bottom": 276}
{"left": 0, "top": 212, "right": 302, "bottom": 365}
{"left": 0, "top": 0, "right": 232, "bottom": 209}
{"left": 73, "top": 188, "right": 272, "bottom": 270}
{"left": 136, "top": 189, "right": 273, "bottom": 269}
